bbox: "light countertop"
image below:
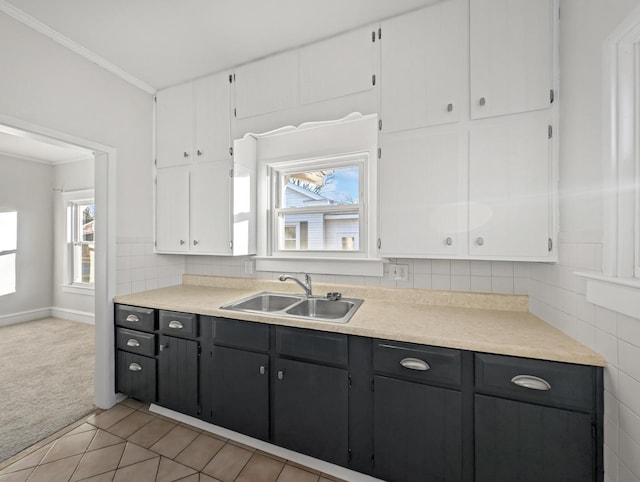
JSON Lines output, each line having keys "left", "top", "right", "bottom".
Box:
{"left": 113, "top": 275, "right": 606, "bottom": 367}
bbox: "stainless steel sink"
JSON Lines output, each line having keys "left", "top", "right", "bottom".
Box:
{"left": 220, "top": 291, "right": 363, "bottom": 324}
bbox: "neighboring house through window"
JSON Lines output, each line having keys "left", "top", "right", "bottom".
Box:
{"left": 65, "top": 190, "right": 95, "bottom": 289}
{"left": 0, "top": 211, "right": 17, "bottom": 296}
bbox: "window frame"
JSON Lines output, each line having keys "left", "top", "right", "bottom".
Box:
{"left": 269, "top": 153, "right": 367, "bottom": 257}
{"left": 0, "top": 210, "right": 17, "bottom": 297}
{"left": 63, "top": 189, "right": 95, "bottom": 292}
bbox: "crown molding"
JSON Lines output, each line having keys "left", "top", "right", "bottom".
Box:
{"left": 0, "top": 0, "right": 157, "bottom": 95}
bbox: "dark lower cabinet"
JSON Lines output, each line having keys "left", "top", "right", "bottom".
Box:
{"left": 475, "top": 394, "right": 594, "bottom": 482}
{"left": 274, "top": 358, "right": 349, "bottom": 466}
{"left": 157, "top": 334, "right": 199, "bottom": 416}
{"left": 374, "top": 375, "right": 462, "bottom": 482}
{"left": 116, "top": 350, "right": 156, "bottom": 403}
{"left": 209, "top": 345, "right": 269, "bottom": 440}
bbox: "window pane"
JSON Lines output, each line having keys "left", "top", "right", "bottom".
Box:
{"left": 0, "top": 211, "right": 17, "bottom": 252}
{"left": 283, "top": 166, "right": 360, "bottom": 208}
{"left": 279, "top": 212, "right": 359, "bottom": 251}
{"left": 80, "top": 204, "right": 95, "bottom": 242}
{"left": 73, "top": 243, "right": 95, "bottom": 284}
{"left": 0, "top": 253, "right": 16, "bottom": 296}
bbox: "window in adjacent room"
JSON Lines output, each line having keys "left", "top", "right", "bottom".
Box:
{"left": 66, "top": 193, "right": 95, "bottom": 287}
{"left": 0, "top": 211, "right": 17, "bottom": 296}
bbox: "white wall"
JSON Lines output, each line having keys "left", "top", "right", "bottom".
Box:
{"left": 528, "top": 2, "right": 640, "bottom": 482}
{"left": 0, "top": 154, "right": 53, "bottom": 318}
{"left": 52, "top": 158, "right": 95, "bottom": 317}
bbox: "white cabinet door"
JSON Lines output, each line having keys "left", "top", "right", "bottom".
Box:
{"left": 156, "top": 166, "right": 190, "bottom": 252}
{"left": 235, "top": 51, "right": 298, "bottom": 119}
{"left": 156, "top": 83, "right": 194, "bottom": 168}
{"left": 190, "top": 161, "right": 232, "bottom": 255}
{"left": 194, "top": 73, "right": 232, "bottom": 163}
{"left": 299, "top": 26, "right": 374, "bottom": 105}
{"left": 469, "top": 116, "right": 552, "bottom": 258}
{"left": 380, "top": 0, "right": 464, "bottom": 133}
{"left": 378, "top": 129, "right": 463, "bottom": 257}
{"left": 470, "top": 0, "right": 554, "bottom": 119}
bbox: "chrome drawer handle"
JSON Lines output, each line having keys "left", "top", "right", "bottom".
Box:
{"left": 168, "top": 320, "right": 183, "bottom": 329}
{"left": 126, "top": 314, "right": 139, "bottom": 323}
{"left": 128, "top": 363, "right": 142, "bottom": 372}
{"left": 259, "top": 366, "right": 266, "bottom": 375}
{"left": 400, "top": 357, "right": 430, "bottom": 371}
{"left": 126, "top": 339, "right": 140, "bottom": 347}
{"left": 511, "top": 375, "right": 551, "bottom": 391}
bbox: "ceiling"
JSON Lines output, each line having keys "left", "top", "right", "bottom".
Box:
{"left": 2, "top": 0, "right": 439, "bottom": 92}
{"left": 0, "top": 126, "right": 93, "bottom": 164}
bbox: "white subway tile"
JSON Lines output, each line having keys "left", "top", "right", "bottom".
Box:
{"left": 513, "top": 262, "right": 530, "bottom": 278}
{"left": 606, "top": 416, "right": 620, "bottom": 454}
{"left": 597, "top": 307, "right": 619, "bottom": 336}
{"left": 132, "top": 280, "right": 146, "bottom": 293}
{"left": 470, "top": 260, "right": 492, "bottom": 276}
{"left": 116, "top": 243, "right": 133, "bottom": 258}
{"left": 145, "top": 266, "right": 159, "bottom": 280}
{"left": 131, "top": 243, "right": 146, "bottom": 256}
{"left": 491, "top": 276, "right": 514, "bottom": 294}
{"left": 597, "top": 328, "right": 619, "bottom": 367}
{"left": 413, "top": 273, "right": 432, "bottom": 289}
{"left": 413, "top": 259, "right": 432, "bottom": 274}
{"left": 116, "top": 269, "right": 131, "bottom": 284}
{"left": 513, "top": 277, "right": 529, "bottom": 295}
{"left": 605, "top": 365, "right": 621, "bottom": 399}
{"left": 620, "top": 341, "right": 640, "bottom": 383}
{"left": 619, "top": 430, "right": 640, "bottom": 481}
{"left": 451, "top": 275, "right": 471, "bottom": 292}
{"left": 132, "top": 268, "right": 145, "bottom": 282}
{"left": 491, "top": 261, "right": 514, "bottom": 277}
{"left": 618, "top": 461, "right": 640, "bottom": 482}
{"left": 451, "top": 260, "right": 470, "bottom": 276}
{"left": 620, "top": 403, "right": 640, "bottom": 449}
{"left": 116, "top": 256, "right": 131, "bottom": 271}
{"left": 604, "top": 444, "right": 619, "bottom": 482}
{"left": 619, "top": 372, "right": 640, "bottom": 416}
{"left": 605, "top": 390, "right": 620, "bottom": 424}
{"left": 564, "top": 314, "right": 596, "bottom": 350}
{"left": 145, "top": 279, "right": 158, "bottom": 290}
{"left": 470, "top": 276, "right": 492, "bottom": 293}
{"left": 116, "top": 282, "right": 132, "bottom": 296}
{"left": 432, "top": 275, "right": 451, "bottom": 290}
{"left": 618, "top": 314, "right": 640, "bottom": 349}
{"left": 576, "top": 243, "right": 598, "bottom": 271}
{"left": 432, "top": 260, "right": 451, "bottom": 275}
{"left": 561, "top": 290, "right": 595, "bottom": 324}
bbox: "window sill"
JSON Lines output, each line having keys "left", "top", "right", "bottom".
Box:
{"left": 254, "top": 256, "right": 384, "bottom": 277}
{"left": 575, "top": 272, "right": 640, "bottom": 319}
{"left": 61, "top": 284, "right": 95, "bottom": 296}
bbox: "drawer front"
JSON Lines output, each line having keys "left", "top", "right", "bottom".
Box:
{"left": 115, "top": 305, "right": 156, "bottom": 332}
{"left": 116, "top": 328, "right": 156, "bottom": 357}
{"left": 159, "top": 310, "right": 198, "bottom": 338}
{"left": 475, "top": 353, "right": 595, "bottom": 411}
{"left": 116, "top": 350, "right": 157, "bottom": 403}
{"left": 374, "top": 340, "right": 462, "bottom": 386}
{"left": 211, "top": 317, "right": 270, "bottom": 352}
{"left": 276, "top": 326, "right": 348, "bottom": 367}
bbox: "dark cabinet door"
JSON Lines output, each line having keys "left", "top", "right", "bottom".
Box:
{"left": 274, "top": 358, "right": 349, "bottom": 466}
{"left": 209, "top": 346, "right": 269, "bottom": 440}
{"left": 116, "top": 350, "right": 157, "bottom": 403}
{"left": 373, "top": 375, "right": 462, "bottom": 482}
{"left": 475, "top": 394, "right": 594, "bottom": 482}
{"left": 157, "top": 335, "right": 199, "bottom": 416}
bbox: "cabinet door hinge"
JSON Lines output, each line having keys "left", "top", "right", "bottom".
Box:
{"left": 154, "top": 241, "right": 157, "bottom": 247}
{"left": 548, "top": 125, "right": 553, "bottom": 139}
{"left": 548, "top": 238, "right": 553, "bottom": 252}
{"left": 228, "top": 74, "right": 233, "bottom": 83}
{"left": 229, "top": 240, "right": 233, "bottom": 250}
{"left": 154, "top": 158, "right": 157, "bottom": 166}
{"left": 197, "top": 345, "right": 202, "bottom": 356}
{"left": 377, "top": 238, "right": 381, "bottom": 250}
{"left": 348, "top": 374, "right": 352, "bottom": 388}
{"left": 234, "top": 107, "right": 237, "bottom": 118}
{"left": 229, "top": 168, "right": 234, "bottom": 178}
{"left": 348, "top": 448, "right": 352, "bottom": 462}
{"left": 378, "top": 27, "right": 382, "bottom": 40}
{"left": 550, "top": 89, "right": 555, "bottom": 103}
{"left": 378, "top": 119, "right": 382, "bottom": 131}
{"left": 377, "top": 147, "right": 381, "bottom": 159}
{"left": 372, "top": 453, "right": 375, "bottom": 468}
{"left": 153, "top": 96, "right": 157, "bottom": 103}
{"left": 372, "top": 74, "right": 376, "bottom": 86}
{"left": 371, "top": 31, "right": 376, "bottom": 43}
{"left": 370, "top": 377, "right": 375, "bottom": 392}
{"left": 229, "top": 146, "right": 234, "bottom": 157}
{"left": 154, "top": 177, "right": 157, "bottom": 185}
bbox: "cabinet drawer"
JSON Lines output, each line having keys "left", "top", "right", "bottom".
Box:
{"left": 276, "top": 326, "right": 348, "bottom": 367}
{"left": 373, "top": 340, "right": 461, "bottom": 386}
{"left": 115, "top": 305, "right": 156, "bottom": 332}
{"left": 159, "top": 310, "right": 198, "bottom": 338}
{"left": 116, "top": 328, "right": 156, "bottom": 357}
{"left": 116, "top": 350, "right": 157, "bottom": 403}
{"left": 211, "top": 317, "right": 269, "bottom": 352}
{"left": 475, "top": 353, "right": 595, "bottom": 411}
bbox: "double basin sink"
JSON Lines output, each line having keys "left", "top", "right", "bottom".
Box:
{"left": 220, "top": 292, "right": 364, "bottom": 324}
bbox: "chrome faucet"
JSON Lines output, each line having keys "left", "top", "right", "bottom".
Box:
{"left": 279, "top": 273, "right": 313, "bottom": 297}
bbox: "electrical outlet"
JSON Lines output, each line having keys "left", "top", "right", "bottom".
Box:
{"left": 389, "top": 263, "right": 409, "bottom": 281}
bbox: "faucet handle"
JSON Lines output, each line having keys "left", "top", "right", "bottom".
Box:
{"left": 326, "top": 292, "right": 342, "bottom": 301}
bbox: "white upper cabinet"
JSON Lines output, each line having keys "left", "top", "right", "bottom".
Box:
{"left": 234, "top": 51, "right": 299, "bottom": 119}
{"left": 470, "top": 0, "right": 554, "bottom": 119}
{"left": 469, "top": 115, "right": 553, "bottom": 258}
{"left": 299, "top": 26, "right": 375, "bottom": 105}
{"left": 156, "top": 83, "right": 193, "bottom": 168}
{"left": 156, "top": 72, "right": 231, "bottom": 168}
{"left": 155, "top": 166, "right": 190, "bottom": 252}
{"left": 380, "top": 0, "right": 464, "bottom": 133}
{"left": 378, "top": 129, "right": 463, "bottom": 257}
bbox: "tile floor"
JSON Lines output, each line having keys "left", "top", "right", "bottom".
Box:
{"left": 0, "top": 399, "right": 346, "bottom": 482}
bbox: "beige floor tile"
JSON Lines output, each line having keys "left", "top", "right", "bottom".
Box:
{"left": 176, "top": 474, "right": 199, "bottom": 482}
{"left": 202, "top": 443, "right": 253, "bottom": 482}
{"left": 27, "top": 454, "right": 82, "bottom": 482}
{"left": 40, "top": 430, "right": 96, "bottom": 464}
{"left": 120, "top": 398, "right": 145, "bottom": 410}
{"left": 118, "top": 442, "right": 158, "bottom": 468}
{"left": 0, "top": 445, "right": 51, "bottom": 475}
{"left": 107, "top": 410, "right": 154, "bottom": 439}
{"left": 80, "top": 470, "right": 116, "bottom": 481}
{"left": 65, "top": 423, "right": 98, "bottom": 436}
{"left": 150, "top": 425, "right": 200, "bottom": 459}
{"left": 235, "top": 453, "right": 284, "bottom": 482}
{"left": 87, "top": 429, "right": 125, "bottom": 451}
{"left": 156, "top": 457, "right": 197, "bottom": 482}
{"left": 88, "top": 405, "right": 135, "bottom": 430}
{"left": 127, "top": 418, "right": 177, "bottom": 448}
{"left": 112, "top": 457, "right": 160, "bottom": 482}
{"left": 174, "top": 433, "right": 225, "bottom": 471}
{"left": 199, "top": 473, "right": 223, "bottom": 482}
{"left": 227, "top": 440, "right": 256, "bottom": 453}
{"left": 0, "top": 467, "right": 34, "bottom": 482}
{"left": 69, "top": 442, "right": 125, "bottom": 481}
{"left": 277, "top": 464, "right": 320, "bottom": 482}
{"left": 285, "top": 460, "right": 321, "bottom": 475}
{"left": 256, "top": 450, "right": 287, "bottom": 464}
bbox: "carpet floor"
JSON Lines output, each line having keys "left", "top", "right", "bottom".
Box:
{"left": 0, "top": 317, "right": 95, "bottom": 462}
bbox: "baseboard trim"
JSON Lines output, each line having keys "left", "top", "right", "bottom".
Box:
{"left": 50, "top": 307, "right": 95, "bottom": 325}
{"left": 0, "top": 308, "right": 52, "bottom": 327}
